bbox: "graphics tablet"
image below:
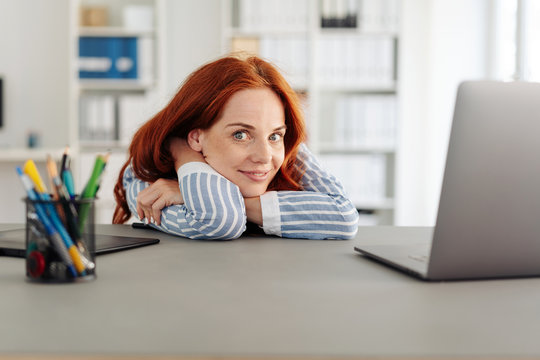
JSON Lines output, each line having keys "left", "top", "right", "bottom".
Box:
{"left": 0, "top": 228, "right": 159, "bottom": 258}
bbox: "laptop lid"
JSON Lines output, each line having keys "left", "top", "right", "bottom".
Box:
{"left": 426, "top": 81, "right": 540, "bottom": 280}
{"left": 355, "top": 81, "right": 540, "bottom": 281}
{"left": 0, "top": 227, "right": 159, "bottom": 258}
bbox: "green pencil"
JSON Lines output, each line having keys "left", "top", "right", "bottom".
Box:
{"left": 78, "top": 153, "right": 109, "bottom": 232}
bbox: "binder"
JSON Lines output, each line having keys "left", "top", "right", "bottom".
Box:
{"left": 79, "top": 37, "right": 138, "bottom": 79}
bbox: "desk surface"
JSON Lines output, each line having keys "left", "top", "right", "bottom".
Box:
{"left": 1, "top": 224, "right": 540, "bottom": 359}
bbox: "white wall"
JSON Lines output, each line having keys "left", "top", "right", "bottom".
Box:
{"left": 163, "top": 0, "right": 223, "bottom": 98}
{"left": 396, "top": 0, "right": 490, "bottom": 225}
{"left": 395, "top": 0, "right": 431, "bottom": 226}
{"left": 0, "top": 0, "right": 71, "bottom": 222}
{"left": 0, "top": 0, "right": 70, "bottom": 149}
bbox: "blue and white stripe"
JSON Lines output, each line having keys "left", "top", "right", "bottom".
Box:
{"left": 124, "top": 162, "right": 246, "bottom": 240}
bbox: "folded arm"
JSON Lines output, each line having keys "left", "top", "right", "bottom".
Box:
{"left": 124, "top": 139, "right": 247, "bottom": 240}
{"left": 259, "top": 144, "right": 359, "bottom": 240}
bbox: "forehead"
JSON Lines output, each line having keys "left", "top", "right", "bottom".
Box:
{"left": 216, "top": 88, "right": 285, "bottom": 127}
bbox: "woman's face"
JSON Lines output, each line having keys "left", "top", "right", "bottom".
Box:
{"left": 189, "top": 87, "right": 286, "bottom": 198}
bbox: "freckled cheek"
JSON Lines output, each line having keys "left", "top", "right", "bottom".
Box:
{"left": 273, "top": 149, "right": 285, "bottom": 169}
{"left": 213, "top": 149, "right": 248, "bottom": 171}
{"left": 204, "top": 138, "right": 241, "bottom": 163}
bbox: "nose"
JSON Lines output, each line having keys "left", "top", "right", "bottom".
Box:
{"left": 250, "top": 140, "right": 272, "bottom": 164}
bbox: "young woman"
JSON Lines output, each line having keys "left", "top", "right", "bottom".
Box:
{"left": 113, "top": 56, "right": 359, "bottom": 240}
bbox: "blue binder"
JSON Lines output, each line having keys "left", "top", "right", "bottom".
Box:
{"left": 79, "top": 37, "right": 138, "bottom": 79}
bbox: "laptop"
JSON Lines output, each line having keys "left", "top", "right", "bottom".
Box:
{"left": 354, "top": 81, "right": 540, "bottom": 281}
{"left": 0, "top": 226, "right": 160, "bottom": 258}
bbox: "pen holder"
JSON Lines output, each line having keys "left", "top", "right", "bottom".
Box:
{"left": 24, "top": 197, "right": 96, "bottom": 283}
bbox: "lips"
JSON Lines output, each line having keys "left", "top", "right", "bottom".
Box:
{"left": 239, "top": 170, "right": 271, "bottom": 182}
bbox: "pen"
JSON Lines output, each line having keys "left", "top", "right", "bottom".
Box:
{"left": 47, "top": 155, "right": 78, "bottom": 223}
{"left": 60, "top": 146, "right": 68, "bottom": 174}
{"left": 23, "top": 159, "right": 48, "bottom": 194}
{"left": 46, "top": 156, "right": 68, "bottom": 223}
{"left": 60, "top": 147, "right": 75, "bottom": 199}
{"left": 23, "top": 160, "right": 87, "bottom": 275}
{"left": 16, "top": 167, "right": 77, "bottom": 278}
{"left": 46, "top": 156, "right": 94, "bottom": 271}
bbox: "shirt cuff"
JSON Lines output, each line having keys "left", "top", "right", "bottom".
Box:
{"left": 177, "top": 161, "right": 220, "bottom": 178}
{"left": 260, "top": 191, "right": 281, "bottom": 236}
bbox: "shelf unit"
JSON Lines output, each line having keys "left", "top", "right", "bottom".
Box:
{"left": 221, "top": 0, "right": 400, "bottom": 225}
{"left": 71, "top": 0, "right": 166, "bottom": 224}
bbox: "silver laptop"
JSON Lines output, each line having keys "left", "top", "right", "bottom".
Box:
{"left": 354, "top": 81, "right": 540, "bottom": 281}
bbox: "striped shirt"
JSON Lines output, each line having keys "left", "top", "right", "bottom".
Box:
{"left": 123, "top": 144, "right": 359, "bottom": 240}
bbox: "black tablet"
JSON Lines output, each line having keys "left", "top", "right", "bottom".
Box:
{"left": 0, "top": 228, "right": 159, "bottom": 258}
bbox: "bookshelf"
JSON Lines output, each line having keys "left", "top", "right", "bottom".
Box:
{"left": 72, "top": 0, "right": 166, "bottom": 223}
{"left": 221, "top": 0, "right": 400, "bottom": 225}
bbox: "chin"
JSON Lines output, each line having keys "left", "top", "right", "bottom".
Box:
{"left": 239, "top": 186, "right": 267, "bottom": 198}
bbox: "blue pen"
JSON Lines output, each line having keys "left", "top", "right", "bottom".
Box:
{"left": 16, "top": 167, "right": 77, "bottom": 278}
{"left": 60, "top": 146, "right": 75, "bottom": 199}
{"left": 62, "top": 170, "right": 76, "bottom": 199}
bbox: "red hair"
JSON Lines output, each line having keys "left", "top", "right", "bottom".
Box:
{"left": 113, "top": 56, "right": 307, "bottom": 224}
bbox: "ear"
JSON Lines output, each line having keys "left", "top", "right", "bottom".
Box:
{"left": 187, "top": 129, "right": 204, "bottom": 152}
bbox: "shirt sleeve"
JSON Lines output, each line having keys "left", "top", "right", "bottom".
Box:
{"left": 259, "top": 144, "right": 359, "bottom": 240}
{"left": 123, "top": 162, "right": 247, "bottom": 240}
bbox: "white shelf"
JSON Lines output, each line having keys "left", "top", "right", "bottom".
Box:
{"left": 319, "top": 144, "right": 396, "bottom": 154}
{"left": 79, "top": 26, "right": 154, "bottom": 37}
{"left": 0, "top": 147, "right": 66, "bottom": 162}
{"left": 80, "top": 141, "right": 128, "bottom": 152}
{"left": 225, "top": 28, "right": 309, "bottom": 38}
{"left": 78, "top": 79, "right": 154, "bottom": 91}
{"left": 317, "top": 84, "right": 397, "bottom": 93}
{"left": 318, "top": 28, "right": 399, "bottom": 37}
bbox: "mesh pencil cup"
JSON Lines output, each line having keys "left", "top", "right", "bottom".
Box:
{"left": 24, "top": 197, "right": 96, "bottom": 283}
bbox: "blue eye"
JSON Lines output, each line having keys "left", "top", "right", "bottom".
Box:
{"left": 233, "top": 131, "right": 248, "bottom": 140}
{"left": 269, "top": 133, "right": 283, "bottom": 142}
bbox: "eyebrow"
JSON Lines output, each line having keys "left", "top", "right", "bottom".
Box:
{"left": 225, "top": 122, "right": 287, "bottom": 131}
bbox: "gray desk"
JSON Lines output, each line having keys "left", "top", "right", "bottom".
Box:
{"left": 1, "top": 224, "right": 540, "bottom": 359}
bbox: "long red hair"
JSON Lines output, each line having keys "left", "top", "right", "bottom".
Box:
{"left": 113, "top": 56, "right": 307, "bottom": 224}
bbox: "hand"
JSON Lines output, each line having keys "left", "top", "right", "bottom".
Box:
{"left": 169, "top": 137, "right": 206, "bottom": 170}
{"left": 136, "top": 178, "right": 183, "bottom": 226}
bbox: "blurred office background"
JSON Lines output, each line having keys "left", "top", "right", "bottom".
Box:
{"left": 0, "top": 0, "right": 535, "bottom": 225}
